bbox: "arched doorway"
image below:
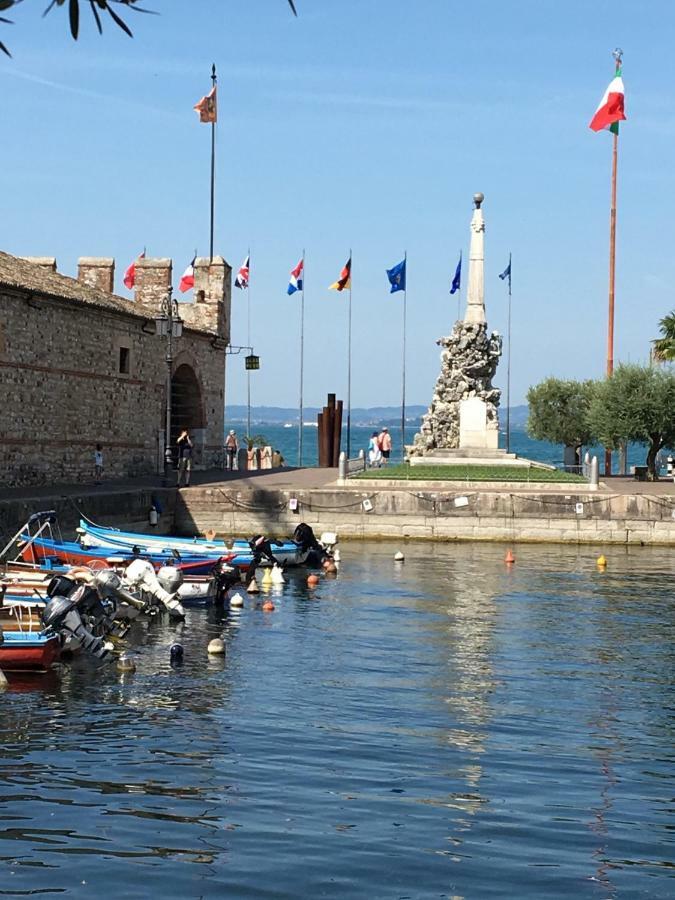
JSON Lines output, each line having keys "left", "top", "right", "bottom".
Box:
{"left": 171, "top": 364, "right": 205, "bottom": 460}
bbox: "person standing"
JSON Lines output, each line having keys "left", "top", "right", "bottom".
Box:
{"left": 225, "top": 430, "right": 239, "bottom": 471}
{"left": 368, "top": 432, "right": 382, "bottom": 468}
{"left": 378, "top": 427, "right": 392, "bottom": 465}
{"left": 94, "top": 444, "right": 104, "bottom": 484}
{"left": 176, "top": 430, "right": 193, "bottom": 487}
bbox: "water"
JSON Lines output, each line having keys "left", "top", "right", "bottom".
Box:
{"left": 224, "top": 423, "right": 661, "bottom": 472}
{"left": 1, "top": 543, "right": 674, "bottom": 898}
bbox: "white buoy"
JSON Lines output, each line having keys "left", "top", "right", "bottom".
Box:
{"left": 394, "top": 551, "right": 405, "bottom": 562}
{"left": 208, "top": 638, "right": 226, "bottom": 655}
{"left": 117, "top": 652, "right": 136, "bottom": 673}
{"left": 0, "top": 669, "right": 8, "bottom": 689}
{"left": 247, "top": 578, "right": 260, "bottom": 594}
{"left": 333, "top": 549, "right": 341, "bottom": 562}
{"left": 230, "top": 592, "right": 245, "bottom": 608}
{"left": 271, "top": 564, "right": 285, "bottom": 584}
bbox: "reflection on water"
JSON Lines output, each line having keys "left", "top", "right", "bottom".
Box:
{"left": 0, "top": 543, "right": 674, "bottom": 898}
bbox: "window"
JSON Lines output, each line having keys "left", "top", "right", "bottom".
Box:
{"left": 119, "top": 346, "right": 130, "bottom": 374}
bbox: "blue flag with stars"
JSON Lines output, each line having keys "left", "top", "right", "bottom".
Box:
{"left": 499, "top": 258, "right": 511, "bottom": 287}
{"left": 386, "top": 258, "right": 406, "bottom": 293}
{"left": 450, "top": 253, "right": 462, "bottom": 294}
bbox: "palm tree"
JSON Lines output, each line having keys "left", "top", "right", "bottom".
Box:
{"left": 653, "top": 311, "right": 675, "bottom": 362}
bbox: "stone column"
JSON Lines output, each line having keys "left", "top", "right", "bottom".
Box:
{"left": 464, "top": 192, "right": 486, "bottom": 326}
{"left": 77, "top": 257, "right": 115, "bottom": 293}
{"left": 134, "top": 258, "right": 172, "bottom": 312}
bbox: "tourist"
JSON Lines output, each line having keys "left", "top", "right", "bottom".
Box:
{"left": 176, "top": 430, "right": 193, "bottom": 487}
{"left": 368, "top": 432, "right": 382, "bottom": 468}
{"left": 225, "top": 430, "right": 238, "bottom": 471}
{"left": 379, "top": 427, "right": 392, "bottom": 465}
{"left": 94, "top": 444, "right": 104, "bottom": 484}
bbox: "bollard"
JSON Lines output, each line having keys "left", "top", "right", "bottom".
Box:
{"left": 583, "top": 451, "right": 591, "bottom": 479}
{"left": 590, "top": 455, "right": 599, "bottom": 491}
{"left": 338, "top": 451, "right": 347, "bottom": 483}
{"left": 358, "top": 448, "right": 366, "bottom": 471}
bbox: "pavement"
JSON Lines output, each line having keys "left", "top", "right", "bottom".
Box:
{"left": 1, "top": 466, "right": 673, "bottom": 504}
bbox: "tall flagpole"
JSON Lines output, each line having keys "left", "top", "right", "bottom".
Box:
{"left": 246, "top": 248, "right": 251, "bottom": 440}
{"left": 209, "top": 63, "right": 217, "bottom": 262}
{"left": 605, "top": 48, "right": 622, "bottom": 477}
{"left": 506, "top": 253, "right": 512, "bottom": 455}
{"left": 401, "top": 251, "right": 407, "bottom": 463}
{"left": 347, "top": 249, "right": 352, "bottom": 459}
{"left": 298, "top": 250, "right": 305, "bottom": 466}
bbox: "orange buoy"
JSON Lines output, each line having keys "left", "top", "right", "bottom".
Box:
{"left": 504, "top": 549, "right": 516, "bottom": 565}
{"left": 307, "top": 574, "right": 320, "bottom": 587}
{"left": 262, "top": 600, "right": 275, "bottom": 612}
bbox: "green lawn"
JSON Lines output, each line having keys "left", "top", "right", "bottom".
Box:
{"left": 353, "top": 464, "right": 587, "bottom": 483}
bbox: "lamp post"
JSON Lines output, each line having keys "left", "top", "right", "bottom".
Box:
{"left": 155, "top": 290, "right": 183, "bottom": 485}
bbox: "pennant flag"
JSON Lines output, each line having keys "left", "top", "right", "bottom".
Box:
{"left": 179, "top": 255, "right": 196, "bottom": 293}
{"left": 194, "top": 86, "right": 217, "bottom": 124}
{"left": 329, "top": 256, "right": 352, "bottom": 292}
{"left": 235, "top": 254, "right": 250, "bottom": 290}
{"left": 589, "top": 70, "right": 625, "bottom": 133}
{"left": 499, "top": 260, "right": 512, "bottom": 285}
{"left": 123, "top": 251, "right": 145, "bottom": 290}
{"left": 288, "top": 258, "right": 304, "bottom": 295}
{"left": 450, "top": 253, "right": 462, "bottom": 294}
{"left": 386, "top": 258, "right": 406, "bottom": 294}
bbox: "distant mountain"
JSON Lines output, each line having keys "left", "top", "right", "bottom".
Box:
{"left": 226, "top": 403, "right": 531, "bottom": 428}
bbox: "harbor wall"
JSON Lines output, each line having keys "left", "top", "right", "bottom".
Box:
{"left": 176, "top": 485, "right": 675, "bottom": 545}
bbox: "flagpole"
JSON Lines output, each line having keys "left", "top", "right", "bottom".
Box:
{"left": 247, "top": 247, "right": 251, "bottom": 441}
{"left": 347, "top": 249, "right": 352, "bottom": 459}
{"left": 604, "top": 49, "right": 621, "bottom": 477}
{"left": 401, "top": 251, "right": 407, "bottom": 463}
{"left": 209, "top": 64, "right": 217, "bottom": 262}
{"left": 456, "top": 249, "right": 461, "bottom": 321}
{"left": 298, "top": 250, "right": 305, "bottom": 467}
{"left": 506, "top": 252, "right": 512, "bottom": 455}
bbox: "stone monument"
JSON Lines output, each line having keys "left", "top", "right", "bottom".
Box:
{"left": 409, "top": 193, "right": 509, "bottom": 464}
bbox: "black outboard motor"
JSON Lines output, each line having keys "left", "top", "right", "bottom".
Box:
{"left": 210, "top": 558, "right": 245, "bottom": 604}
{"left": 41, "top": 588, "right": 113, "bottom": 662}
{"left": 293, "top": 523, "right": 332, "bottom": 565}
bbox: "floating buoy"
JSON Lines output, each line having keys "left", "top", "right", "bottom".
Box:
{"left": 247, "top": 578, "right": 260, "bottom": 594}
{"left": 333, "top": 549, "right": 341, "bottom": 563}
{"left": 307, "top": 574, "right": 320, "bottom": 587}
{"left": 597, "top": 554, "right": 607, "bottom": 568}
{"left": 230, "top": 592, "right": 244, "bottom": 608}
{"left": 262, "top": 600, "right": 275, "bottom": 612}
{"left": 504, "top": 549, "right": 516, "bottom": 565}
{"left": 208, "top": 638, "right": 225, "bottom": 655}
{"left": 117, "top": 652, "right": 136, "bottom": 673}
{"left": 170, "top": 643, "right": 184, "bottom": 665}
{"left": 261, "top": 568, "right": 273, "bottom": 586}
{"left": 394, "top": 551, "right": 405, "bottom": 562}
{"left": 0, "top": 669, "right": 7, "bottom": 689}
{"left": 271, "top": 565, "right": 285, "bottom": 584}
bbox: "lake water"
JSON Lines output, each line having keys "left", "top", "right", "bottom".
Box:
{"left": 1, "top": 543, "right": 674, "bottom": 898}
{"left": 224, "top": 423, "right": 661, "bottom": 473}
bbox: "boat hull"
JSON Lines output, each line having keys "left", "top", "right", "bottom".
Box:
{"left": 0, "top": 632, "right": 60, "bottom": 672}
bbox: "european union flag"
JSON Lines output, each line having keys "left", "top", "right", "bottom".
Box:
{"left": 499, "top": 259, "right": 511, "bottom": 285}
{"left": 450, "top": 253, "right": 462, "bottom": 294}
{"left": 386, "top": 258, "right": 406, "bottom": 293}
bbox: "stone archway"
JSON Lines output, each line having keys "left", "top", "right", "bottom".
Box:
{"left": 171, "top": 363, "right": 205, "bottom": 461}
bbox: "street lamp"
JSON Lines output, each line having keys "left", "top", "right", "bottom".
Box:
{"left": 155, "top": 290, "right": 183, "bottom": 485}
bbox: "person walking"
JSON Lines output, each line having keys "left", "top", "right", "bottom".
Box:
{"left": 94, "top": 444, "right": 104, "bottom": 484}
{"left": 176, "top": 429, "right": 193, "bottom": 487}
{"left": 368, "top": 432, "right": 382, "bottom": 468}
{"left": 225, "top": 430, "right": 239, "bottom": 471}
{"left": 378, "top": 427, "right": 392, "bottom": 465}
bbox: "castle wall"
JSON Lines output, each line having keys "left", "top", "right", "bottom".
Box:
{"left": 0, "top": 255, "right": 229, "bottom": 487}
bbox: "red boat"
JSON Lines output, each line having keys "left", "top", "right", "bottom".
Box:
{"left": 0, "top": 603, "right": 61, "bottom": 673}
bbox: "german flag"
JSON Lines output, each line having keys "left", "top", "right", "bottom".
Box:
{"left": 329, "top": 256, "right": 351, "bottom": 292}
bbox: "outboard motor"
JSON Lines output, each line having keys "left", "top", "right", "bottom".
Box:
{"left": 292, "top": 523, "right": 333, "bottom": 565}
{"left": 157, "top": 565, "right": 184, "bottom": 595}
{"left": 124, "top": 558, "right": 186, "bottom": 619}
{"left": 210, "top": 558, "right": 245, "bottom": 604}
{"left": 41, "top": 592, "right": 113, "bottom": 662}
{"left": 93, "top": 569, "right": 149, "bottom": 619}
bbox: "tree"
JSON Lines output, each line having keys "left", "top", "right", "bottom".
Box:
{"left": 0, "top": 1, "right": 298, "bottom": 56}
{"left": 589, "top": 364, "right": 675, "bottom": 479}
{"left": 653, "top": 310, "right": 675, "bottom": 362}
{"left": 526, "top": 378, "right": 596, "bottom": 465}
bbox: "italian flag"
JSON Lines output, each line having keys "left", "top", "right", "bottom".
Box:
{"left": 589, "top": 70, "right": 626, "bottom": 133}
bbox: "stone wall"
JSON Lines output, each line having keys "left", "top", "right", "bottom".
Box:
{"left": 0, "top": 254, "right": 229, "bottom": 487}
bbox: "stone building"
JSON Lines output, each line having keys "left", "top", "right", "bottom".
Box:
{"left": 0, "top": 251, "right": 231, "bottom": 487}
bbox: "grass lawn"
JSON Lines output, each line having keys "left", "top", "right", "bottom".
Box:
{"left": 353, "top": 464, "right": 587, "bottom": 483}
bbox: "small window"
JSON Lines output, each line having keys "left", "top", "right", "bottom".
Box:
{"left": 119, "top": 346, "right": 130, "bottom": 374}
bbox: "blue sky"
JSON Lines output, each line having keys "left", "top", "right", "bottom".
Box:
{"left": 2, "top": 1, "right": 674, "bottom": 411}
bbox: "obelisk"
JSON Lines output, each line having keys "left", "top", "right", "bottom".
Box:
{"left": 464, "top": 192, "right": 486, "bottom": 326}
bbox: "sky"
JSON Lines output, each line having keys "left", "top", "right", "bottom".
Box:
{"left": 2, "top": 0, "right": 675, "bottom": 412}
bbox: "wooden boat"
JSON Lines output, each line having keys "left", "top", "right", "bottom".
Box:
{"left": 0, "top": 603, "right": 60, "bottom": 672}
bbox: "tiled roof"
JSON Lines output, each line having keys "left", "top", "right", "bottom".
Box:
{"left": 0, "top": 251, "right": 153, "bottom": 319}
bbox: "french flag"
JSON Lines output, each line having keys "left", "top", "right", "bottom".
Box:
{"left": 287, "top": 258, "right": 304, "bottom": 295}
{"left": 123, "top": 251, "right": 145, "bottom": 290}
{"left": 179, "top": 256, "right": 196, "bottom": 293}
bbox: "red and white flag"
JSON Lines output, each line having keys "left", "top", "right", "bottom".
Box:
{"left": 235, "top": 254, "right": 250, "bottom": 290}
{"left": 123, "top": 251, "right": 145, "bottom": 290}
{"left": 179, "top": 256, "right": 196, "bottom": 293}
{"left": 194, "top": 86, "right": 217, "bottom": 124}
{"left": 589, "top": 72, "right": 626, "bottom": 132}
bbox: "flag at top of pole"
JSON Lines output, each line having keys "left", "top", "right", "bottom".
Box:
{"left": 589, "top": 50, "right": 626, "bottom": 133}
{"left": 329, "top": 256, "right": 351, "bottom": 291}
{"left": 194, "top": 85, "right": 217, "bottom": 123}
{"left": 235, "top": 254, "right": 250, "bottom": 290}
{"left": 288, "top": 258, "right": 304, "bottom": 295}
{"left": 450, "top": 253, "right": 462, "bottom": 294}
{"left": 386, "top": 259, "right": 406, "bottom": 293}
{"left": 179, "top": 255, "right": 196, "bottom": 293}
{"left": 499, "top": 258, "right": 512, "bottom": 288}
{"left": 123, "top": 251, "right": 145, "bottom": 290}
